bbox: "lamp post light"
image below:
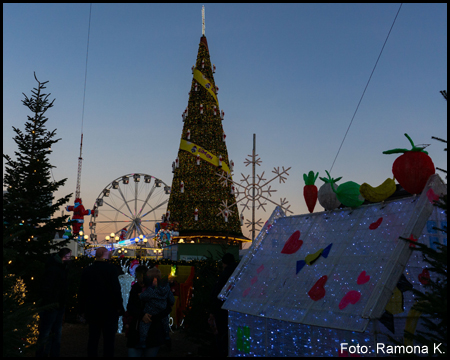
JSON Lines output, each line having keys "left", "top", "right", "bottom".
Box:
{"left": 78, "top": 230, "right": 85, "bottom": 245}
{"left": 140, "top": 237, "right": 147, "bottom": 259}
{"left": 138, "top": 235, "right": 143, "bottom": 245}
{"left": 133, "top": 237, "right": 138, "bottom": 255}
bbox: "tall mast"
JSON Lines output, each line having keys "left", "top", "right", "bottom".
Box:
{"left": 202, "top": 5, "right": 205, "bottom": 36}
{"left": 75, "top": 4, "right": 92, "bottom": 200}
{"left": 75, "top": 133, "right": 83, "bottom": 199}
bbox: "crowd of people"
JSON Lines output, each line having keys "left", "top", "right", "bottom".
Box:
{"left": 34, "top": 247, "right": 237, "bottom": 357}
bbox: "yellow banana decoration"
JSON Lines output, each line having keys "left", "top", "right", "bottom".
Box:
{"left": 359, "top": 177, "right": 396, "bottom": 203}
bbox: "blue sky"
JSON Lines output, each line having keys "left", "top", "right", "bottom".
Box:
{"left": 3, "top": 3, "right": 447, "bottom": 243}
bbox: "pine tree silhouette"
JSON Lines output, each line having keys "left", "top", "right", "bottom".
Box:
{"left": 3, "top": 73, "right": 72, "bottom": 355}
{"left": 3, "top": 73, "right": 72, "bottom": 267}
{"left": 167, "top": 36, "right": 245, "bottom": 244}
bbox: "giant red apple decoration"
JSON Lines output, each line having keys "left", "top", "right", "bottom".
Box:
{"left": 383, "top": 133, "right": 435, "bottom": 195}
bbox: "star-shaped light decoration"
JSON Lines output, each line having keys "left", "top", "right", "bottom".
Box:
{"left": 217, "top": 171, "right": 233, "bottom": 187}
{"left": 216, "top": 151, "right": 292, "bottom": 237}
{"left": 245, "top": 218, "right": 264, "bottom": 230}
{"left": 216, "top": 200, "right": 234, "bottom": 222}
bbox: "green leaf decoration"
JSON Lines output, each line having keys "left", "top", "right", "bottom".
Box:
{"left": 303, "top": 171, "right": 319, "bottom": 185}
{"left": 383, "top": 133, "right": 429, "bottom": 155}
{"left": 319, "top": 170, "right": 342, "bottom": 184}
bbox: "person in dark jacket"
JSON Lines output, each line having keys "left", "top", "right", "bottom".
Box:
{"left": 209, "top": 253, "right": 238, "bottom": 357}
{"left": 126, "top": 268, "right": 174, "bottom": 357}
{"left": 78, "top": 247, "right": 124, "bottom": 357}
{"left": 35, "top": 247, "right": 72, "bottom": 357}
{"left": 123, "top": 265, "right": 148, "bottom": 337}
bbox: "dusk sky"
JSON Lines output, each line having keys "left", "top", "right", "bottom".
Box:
{"left": 3, "top": 3, "right": 447, "bottom": 245}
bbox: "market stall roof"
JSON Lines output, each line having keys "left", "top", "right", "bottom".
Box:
{"left": 221, "top": 174, "right": 446, "bottom": 332}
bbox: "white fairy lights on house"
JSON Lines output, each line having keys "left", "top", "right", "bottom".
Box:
{"left": 217, "top": 175, "right": 446, "bottom": 356}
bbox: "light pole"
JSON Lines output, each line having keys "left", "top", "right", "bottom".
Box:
{"left": 143, "top": 237, "right": 147, "bottom": 259}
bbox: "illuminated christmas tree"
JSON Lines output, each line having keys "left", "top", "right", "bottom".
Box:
{"left": 166, "top": 34, "right": 245, "bottom": 244}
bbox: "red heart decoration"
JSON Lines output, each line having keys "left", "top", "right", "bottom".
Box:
{"left": 281, "top": 230, "right": 303, "bottom": 254}
{"left": 426, "top": 188, "right": 440, "bottom": 204}
{"left": 369, "top": 217, "right": 383, "bottom": 230}
{"left": 339, "top": 290, "right": 361, "bottom": 310}
{"left": 418, "top": 268, "right": 430, "bottom": 285}
{"left": 308, "top": 275, "right": 327, "bottom": 301}
{"left": 357, "top": 271, "right": 370, "bottom": 285}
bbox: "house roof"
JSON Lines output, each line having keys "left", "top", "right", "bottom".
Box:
{"left": 221, "top": 174, "right": 446, "bottom": 332}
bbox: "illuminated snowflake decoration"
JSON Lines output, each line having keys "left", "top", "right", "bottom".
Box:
{"left": 216, "top": 199, "right": 234, "bottom": 218}
{"left": 216, "top": 152, "right": 292, "bottom": 231}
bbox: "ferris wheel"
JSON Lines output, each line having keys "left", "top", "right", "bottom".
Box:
{"left": 89, "top": 173, "right": 170, "bottom": 247}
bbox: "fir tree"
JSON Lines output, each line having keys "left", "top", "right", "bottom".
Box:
{"left": 3, "top": 228, "right": 41, "bottom": 357}
{"left": 400, "top": 195, "right": 447, "bottom": 355}
{"left": 167, "top": 36, "right": 244, "bottom": 241}
{"left": 3, "top": 73, "right": 72, "bottom": 299}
